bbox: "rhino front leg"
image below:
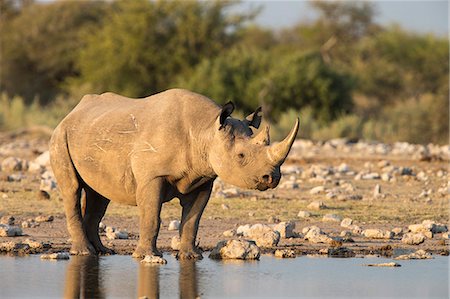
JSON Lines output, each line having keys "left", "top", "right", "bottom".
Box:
{"left": 177, "top": 181, "right": 213, "bottom": 260}
{"left": 133, "top": 178, "right": 164, "bottom": 259}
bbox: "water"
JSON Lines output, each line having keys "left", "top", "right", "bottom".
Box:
{"left": 0, "top": 254, "right": 448, "bottom": 298}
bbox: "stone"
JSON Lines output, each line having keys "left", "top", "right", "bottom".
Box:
{"left": 98, "top": 222, "right": 106, "bottom": 233}
{"left": 349, "top": 225, "right": 362, "bottom": 235}
{"left": 297, "top": 211, "right": 311, "bottom": 218}
{"left": 309, "top": 186, "right": 325, "bottom": 195}
{"left": 274, "top": 249, "right": 296, "bottom": 258}
{"left": 365, "top": 262, "right": 401, "bottom": 267}
{"left": 209, "top": 239, "right": 260, "bottom": 260}
{"left": 223, "top": 229, "right": 237, "bottom": 237}
{"left": 7, "top": 174, "right": 25, "bottom": 182}
{"left": 307, "top": 201, "right": 326, "bottom": 210}
{"left": 40, "top": 252, "right": 70, "bottom": 260}
{"left": 1, "top": 157, "right": 23, "bottom": 171}
{"left": 37, "top": 190, "right": 51, "bottom": 200}
{"left": 401, "top": 233, "right": 426, "bottom": 245}
{"left": 34, "top": 151, "right": 50, "bottom": 167}
{"left": 400, "top": 167, "right": 413, "bottom": 176}
{"left": 373, "top": 184, "right": 382, "bottom": 198}
{"left": 274, "top": 221, "right": 296, "bottom": 238}
{"left": 28, "top": 162, "right": 44, "bottom": 173}
{"left": 21, "top": 219, "right": 39, "bottom": 228}
{"left": 340, "top": 218, "right": 353, "bottom": 228}
{"left": 422, "top": 220, "right": 448, "bottom": 233}
{"left": 171, "top": 236, "right": 181, "bottom": 250}
{"left": 40, "top": 178, "right": 57, "bottom": 193}
{"left": 0, "top": 224, "right": 23, "bottom": 237}
{"left": 392, "top": 227, "right": 404, "bottom": 236}
{"left": 381, "top": 173, "right": 392, "bottom": 182}
{"left": 106, "top": 228, "right": 128, "bottom": 240}
{"left": 23, "top": 239, "right": 44, "bottom": 249}
{"left": 363, "top": 229, "right": 393, "bottom": 239}
{"left": 246, "top": 224, "right": 280, "bottom": 247}
{"left": 221, "top": 204, "right": 230, "bottom": 210}
{"left": 442, "top": 233, "right": 449, "bottom": 240}
{"left": 340, "top": 230, "right": 352, "bottom": 237}
{"left": 0, "top": 215, "right": 15, "bottom": 225}
{"left": 304, "top": 226, "right": 334, "bottom": 244}
{"left": 267, "top": 216, "right": 280, "bottom": 224}
{"left": 236, "top": 224, "right": 251, "bottom": 236}
{"left": 322, "top": 214, "right": 341, "bottom": 223}
{"left": 361, "top": 173, "right": 380, "bottom": 180}
{"left": 141, "top": 255, "right": 167, "bottom": 264}
{"left": 0, "top": 241, "right": 30, "bottom": 252}
{"left": 325, "top": 247, "right": 355, "bottom": 257}
{"left": 35, "top": 215, "right": 54, "bottom": 222}
{"left": 408, "top": 223, "right": 433, "bottom": 238}
{"left": 377, "top": 160, "right": 391, "bottom": 168}
{"left": 341, "top": 183, "right": 355, "bottom": 192}
{"left": 325, "top": 192, "right": 337, "bottom": 199}
{"left": 337, "top": 163, "right": 350, "bottom": 173}
{"left": 395, "top": 249, "right": 432, "bottom": 260}
{"left": 168, "top": 220, "right": 180, "bottom": 231}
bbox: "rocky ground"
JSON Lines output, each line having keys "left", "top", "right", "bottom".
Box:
{"left": 0, "top": 128, "right": 448, "bottom": 259}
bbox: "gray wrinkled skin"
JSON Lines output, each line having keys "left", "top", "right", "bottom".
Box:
{"left": 49, "top": 89, "right": 299, "bottom": 260}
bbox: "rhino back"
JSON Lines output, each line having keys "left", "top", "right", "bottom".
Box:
{"left": 58, "top": 89, "right": 219, "bottom": 204}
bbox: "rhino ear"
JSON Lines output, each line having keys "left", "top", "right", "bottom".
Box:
{"left": 219, "top": 101, "right": 235, "bottom": 129}
{"left": 244, "top": 107, "right": 262, "bottom": 129}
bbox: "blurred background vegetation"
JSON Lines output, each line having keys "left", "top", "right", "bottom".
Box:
{"left": 0, "top": 0, "right": 448, "bottom": 144}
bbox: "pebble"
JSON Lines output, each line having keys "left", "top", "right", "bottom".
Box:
{"left": 322, "top": 214, "right": 342, "bottom": 223}
{"left": 297, "top": 211, "right": 311, "bottom": 218}
{"left": 309, "top": 186, "right": 325, "bottom": 195}
{"left": 40, "top": 252, "right": 70, "bottom": 260}
{"left": 106, "top": 229, "right": 129, "bottom": 240}
{"left": 221, "top": 204, "right": 230, "bottom": 210}
{"left": 168, "top": 220, "right": 180, "bottom": 231}
{"left": 337, "top": 163, "right": 350, "bottom": 173}
{"left": 1, "top": 157, "right": 24, "bottom": 171}
{"left": 21, "top": 219, "right": 39, "bottom": 228}
{"left": 267, "top": 216, "right": 280, "bottom": 224}
{"left": 209, "top": 239, "right": 260, "bottom": 260}
{"left": 141, "top": 255, "right": 167, "bottom": 264}
{"left": 236, "top": 224, "right": 251, "bottom": 236}
{"left": 35, "top": 215, "right": 54, "bottom": 223}
{"left": 340, "top": 218, "right": 353, "bottom": 228}
{"left": 381, "top": 173, "right": 392, "bottom": 182}
{"left": 0, "top": 215, "right": 15, "bottom": 225}
{"left": 373, "top": 184, "right": 382, "bottom": 198}
{"left": 274, "top": 249, "right": 296, "bottom": 258}
{"left": 307, "top": 201, "right": 326, "bottom": 210}
{"left": 304, "top": 226, "right": 335, "bottom": 244}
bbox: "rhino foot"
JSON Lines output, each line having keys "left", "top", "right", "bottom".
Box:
{"left": 132, "top": 246, "right": 162, "bottom": 259}
{"left": 96, "top": 245, "right": 115, "bottom": 255}
{"left": 176, "top": 249, "right": 203, "bottom": 260}
{"left": 70, "top": 242, "right": 96, "bottom": 256}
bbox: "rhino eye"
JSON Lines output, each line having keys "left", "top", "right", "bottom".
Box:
{"left": 238, "top": 153, "right": 245, "bottom": 159}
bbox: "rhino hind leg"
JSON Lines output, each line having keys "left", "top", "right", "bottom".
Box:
{"left": 83, "top": 187, "right": 114, "bottom": 255}
{"left": 49, "top": 131, "right": 95, "bottom": 255}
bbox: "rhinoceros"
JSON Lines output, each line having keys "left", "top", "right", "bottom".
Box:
{"left": 49, "top": 89, "right": 299, "bottom": 260}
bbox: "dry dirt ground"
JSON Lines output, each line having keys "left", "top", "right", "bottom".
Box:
{"left": 0, "top": 128, "right": 448, "bottom": 257}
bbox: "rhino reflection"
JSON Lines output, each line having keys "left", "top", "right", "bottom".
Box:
{"left": 138, "top": 260, "right": 199, "bottom": 299}
{"left": 64, "top": 256, "right": 104, "bottom": 299}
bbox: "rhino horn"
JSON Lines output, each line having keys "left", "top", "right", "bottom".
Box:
{"left": 268, "top": 117, "right": 299, "bottom": 164}
{"left": 252, "top": 124, "right": 270, "bottom": 145}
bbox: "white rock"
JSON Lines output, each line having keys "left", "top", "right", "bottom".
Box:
{"left": 0, "top": 224, "right": 23, "bottom": 237}
{"left": 274, "top": 221, "right": 296, "bottom": 238}
{"left": 34, "top": 151, "right": 50, "bottom": 167}
{"left": 381, "top": 173, "right": 392, "bottom": 182}
{"left": 363, "top": 229, "right": 393, "bottom": 239}
{"left": 171, "top": 236, "right": 181, "bottom": 250}
{"left": 246, "top": 224, "right": 280, "bottom": 247}
{"left": 337, "top": 163, "right": 350, "bottom": 173}
{"left": 373, "top": 184, "right": 382, "bottom": 198}
{"left": 39, "top": 178, "right": 57, "bottom": 192}
{"left": 168, "top": 220, "right": 180, "bottom": 231}
{"left": 340, "top": 218, "right": 353, "bottom": 228}
{"left": 209, "top": 239, "right": 260, "bottom": 260}
{"left": 236, "top": 224, "right": 251, "bottom": 236}
{"left": 1, "top": 157, "right": 23, "bottom": 171}
{"left": 35, "top": 215, "right": 54, "bottom": 222}
{"left": 40, "top": 252, "right": 70, "bottom": 260}
{"left": 0, "top": 216, "right": 15, "bottom": 225}
{"left": 106, "top": 230, "right": 128, "bottom": 240}
{"left": 322, "top": 214, "right": 341, "bottom": 223}
{"left": 309, "top": 186, "right": 325, "bottom": 195}
{"left": 274, "top": 249, "right": 296, "bottom": 258}
{"left": 223, "top": 229, "right": 237, "bottom": 237}
{"left": 28, "top": 162, "right": 43, "bottom": 173}
{"left": 365, "top": 262, "right": 401, "bottom": 267}
{"left": 304, "top": 226, "right": 334, "bottom": 244}
{"left": 7, "top": 174, "right": 25, "bottom": 182}
{"left": 23, "top": 239, "right": 43, "bottom": 249}
{"left": 297, "top": 211, "right": 311, "bottom": 218}
{"left": 141, "top": 255, "right": 167, "bottom": 264}
{"left": 307, "top": 201, "right": 326, "bottom": 210}
{"left": 401, "top": 233, "right": 426, "bottom": 245}
{"left": 361, "top": 173, "right": 380, "bottom": 180}
{"left": 395, "top": 249, "right": 432, "bottom": 260}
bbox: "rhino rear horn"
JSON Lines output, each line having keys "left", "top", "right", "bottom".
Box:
{"left": 252, "top": 124, "right": 270, "bottom": 145}
{"left": 268, "top": 118, "right": 299, "bottom": 164}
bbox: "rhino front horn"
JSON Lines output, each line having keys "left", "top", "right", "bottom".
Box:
{"left": 268, "top": 117, "right": 299, "bottom": 164}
